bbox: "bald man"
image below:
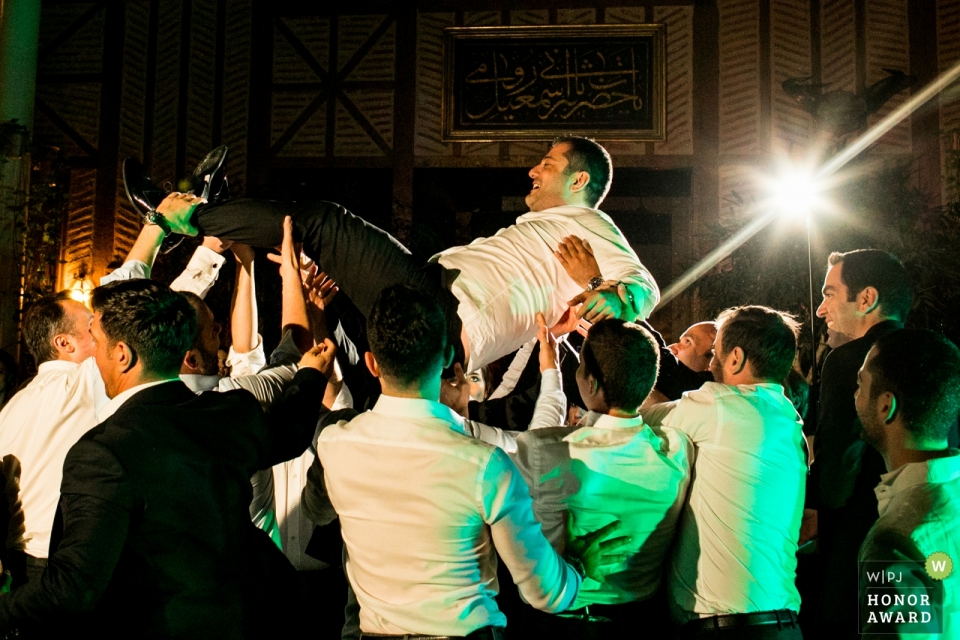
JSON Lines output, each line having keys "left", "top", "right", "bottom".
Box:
{"left": 667, "top": 322, "right": 717, "bottom": 373}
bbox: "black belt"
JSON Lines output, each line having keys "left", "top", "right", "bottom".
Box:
{"left": 360, "top": 626, "right": 504, "bottom": 640}
{"left": 686, "top": 609, "right": 798, "bottom": 631}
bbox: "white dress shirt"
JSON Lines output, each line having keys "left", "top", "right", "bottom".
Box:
{"left": 436, "top": 205, "right": 659, "bottom": 370}
{"left": 0, "top": 358, "right": 107, "bottom": 558}
{"left": 859, "top": 450, "right": 960, "bottom": 638}
{"left": 0, "top": 250, "right": 222, "bottom": 561}
{"left": 513, "top": 412, "right": 693, "bottom": 607}
{"left": 652, "top": 382, "right": 806, "bottom": 622}
{"left": 315, "top": 394, "right": 580, "bottom": 636}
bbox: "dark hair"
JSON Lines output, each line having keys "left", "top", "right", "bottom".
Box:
{"left": 867, "top": 329, "right": 960, "bottom": 442}
{"left": 828, "top": 250, "right": 913, "bottom": 321}
{"left": 782, "top": 368, "right": 810, "bottom": 420}
{"left": 22, "top": 291, "right": 75, "bottom": 364}
{"left": 367, "top": 284, "right": 447, "bottom": 385}
{"left": 178, "top": 291, "right": 209, "bottom": 351}
{"left": 0, "top": 349, "right": 18, "bottom": 398}
{"left": 716, "top": 306, "right": 800, "bottom": 382}
{"left": 581, "top": 319, "right": 660, "bottom": 411}
{"left": 90, "top": 279, "right": 197, "bottom": 377}
{"left": 551, "top": 136, "right": 613, "bottom": 208}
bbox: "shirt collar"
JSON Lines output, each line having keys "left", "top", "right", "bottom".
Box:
{"left": 180, "top": 374, "right": 221, "bottom": 394}
{"left": 37, "top": 359, "right": 81, "bottom": 373}
{"left": 371, "top": 395, "right": 465, "bottom": 431}
{"left": 564, "top": 412, "right": 647, "bottom": 447}
{"left": 97, "top": 378, "right": 181, "bottom": 424}
{"left": 874, "top": 449, "right": 960, "bottom": 514}
{"left": 580, "top": 411, "right": 643, "bottom": 430}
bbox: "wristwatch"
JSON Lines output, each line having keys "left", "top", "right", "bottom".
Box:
{"left": 586, "top": 276, "right": 604, "bottom": 291}
{"left": 141, "top": 210, "right": 171, "bottom": 234}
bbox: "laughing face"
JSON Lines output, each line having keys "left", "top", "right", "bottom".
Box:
{"left": 525, "top": 143, "right": 575, "bottom": 212}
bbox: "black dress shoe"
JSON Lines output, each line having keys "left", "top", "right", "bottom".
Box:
{"left": 123, "top": 157, "right": 167, "bottom": 217}
{"left": 122, "top": 157, "right": 184, "bottom": 254}
{"left": 190, "top": 145, "right": 229, "bottom": 203}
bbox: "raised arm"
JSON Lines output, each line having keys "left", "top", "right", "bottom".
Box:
{"left": 222, "top": 242, "right": 264, "bottom": 377}
{"left": 267, "top": 216, "right": 312, "bottom": 354}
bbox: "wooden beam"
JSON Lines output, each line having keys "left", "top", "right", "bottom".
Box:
{"left": 92, "top": 1, "right": 125, "bottom": 281}
{"left": 391, "top": 6, "right": 416, "bottom": 240}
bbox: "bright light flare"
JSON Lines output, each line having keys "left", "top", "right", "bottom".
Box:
{"left": 766, "top": 169, "right": 823, "bottom": 221}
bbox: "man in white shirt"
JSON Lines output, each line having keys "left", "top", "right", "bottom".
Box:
{"left": 855, "top": 329, "right": 960, "bottom": 639}
{"left": 302, "top": 284, "right": 628, "bottom": 639}
{"left": 0, "top": 193, "right": 206, "bottom": 584}
{"left": 148, "top": 137, "right": 659, "bottom": 372}
{"left": 645, "top": 305, "right": 807, "bottom": 639}
{"left": 0, "top": 278, "right": 334, "bottom": 637}
{"left": 511, "top": 318, "right": 693, "bottom": 636}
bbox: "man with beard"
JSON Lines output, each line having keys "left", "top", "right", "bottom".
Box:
{"left": 856, "top": 329, "right": 960, "bottom": 638}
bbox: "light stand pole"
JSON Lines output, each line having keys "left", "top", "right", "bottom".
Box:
{"left": 806, "top": 213, "right": 818, "bottom": 427}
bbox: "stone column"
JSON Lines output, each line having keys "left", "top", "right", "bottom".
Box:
{"left": 0, "top": 0, "right": 41, "bottom": 356}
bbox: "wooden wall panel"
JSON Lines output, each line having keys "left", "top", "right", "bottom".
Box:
{"left": 114, "top": 1, "right": 152, "bottom": 262}
{"left": 273, "top": 92, "right": 326, "bottom": 157}
{"left": 414, "top": 12, "right": 455, "bottom": 157}
{"left": 509, "top": 10, "right": 549, "bottom": 26}
{"left": 340, "top": 15, "right": 395, "bottom": 82}
{"left": 938, "top": 0, "right": 960, "bottom": 203}
{"left": 221, "top": 0, "right": 253, "bottom": 191}
{"left": 655, "top": 6, "right": 695, "bottom": 156}
{"left": 717, "top": 0, "right": 762, "bottom": 156}
{"left": 771, "top": 0, "right": 812, "bottom": 153}
{"left": 602, "top": 8, "right": 646, "bottom": 158}
{"left": 604, "top": 7, "right": 645, "bottom": 24}
{"left": 150, "top": 0, "right": 186, "bottom": 186}
{"left": 62, "top": 169, "right": 97, "bottom": 285}
{"left": 821, "top": 0, "right": 857, "bottom": 93}
{"left": 557, "top": 8, "right": 596, "bottom": 24}
{"left": 866, "top": 0, "right": 911, "bottom": 153}
{"left": 184, "top": 0, "right": 219, "bottom": 173}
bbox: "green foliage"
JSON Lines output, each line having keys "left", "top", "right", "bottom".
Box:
{"left": 0, "top": 120, "right": 71, "bottom": 308}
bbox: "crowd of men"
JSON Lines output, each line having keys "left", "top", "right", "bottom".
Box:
{"left": 0, "top": 136, "right": 956, "bottom": 639}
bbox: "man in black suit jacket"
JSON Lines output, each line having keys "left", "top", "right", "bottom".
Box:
{"left": 0, "top": 279, "right": 334, "bottom": 638}
{"left": 810, "top": 249, "right": 912, "bottom": 632}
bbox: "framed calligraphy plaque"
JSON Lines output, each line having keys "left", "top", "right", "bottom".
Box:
{"left": 442, "top": 24, "right": 665, "bottom": 142}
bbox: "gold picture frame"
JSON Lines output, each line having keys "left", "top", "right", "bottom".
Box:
{"left": 442, "top": 24, "right": 666, "bottom": 142}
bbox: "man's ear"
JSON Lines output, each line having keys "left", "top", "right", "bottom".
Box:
{"left": 182, "top": 349, "right": 200, "bottom": 373}
{"left": 442, "top": 343, "right": 455, "bottom": 370}
{"left": 52, "top": 333, "right": 73, "bottom": 355}
{"left": 115, "top": 341, "right": 137, "bottom": 374}
{"left": 879, "top": 391, "right": 898, "bottom": 424}
{"left": 364, "top": 351, "right": 380, "bottom": 378}
{"left": 858, "top": 286, "right": 880, "bottom": 314}
{"left": 730, "top": 346, "right": 746, "bottom": 375}
{"left": 568, "top": 170, "right": 590, "bottom": 194}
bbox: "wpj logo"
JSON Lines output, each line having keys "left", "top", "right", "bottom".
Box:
{"left": 859, "top": 560, "right": 944, "bottom": 634}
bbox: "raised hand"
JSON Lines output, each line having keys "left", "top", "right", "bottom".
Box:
{"left": 156, "top": 192, "right": 203, "bottom": 236}
{"left": 299, "top": 338, "right": 337, "bottom": 379}
{"left": 554, "top": 235, "right": 601, "bottom": 288}
{"left": 266, "top": 216, "right": 299, "bottom": 274}
{"left": 536, "top": 312, "right": 559, "bottom": 372}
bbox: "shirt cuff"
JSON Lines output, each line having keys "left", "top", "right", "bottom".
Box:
{"left": 99, "top": 260, "right": 151, "bottom": 285}
{"left": 227, "top": 335, "right": 267, "bottom": 378}
{"left": 169, "top": 245, "right": 226, "bottom": 298}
